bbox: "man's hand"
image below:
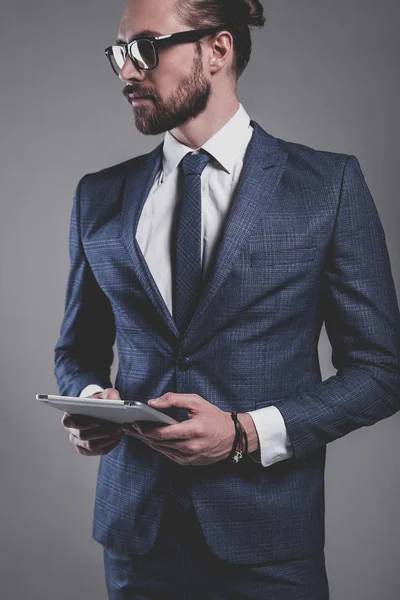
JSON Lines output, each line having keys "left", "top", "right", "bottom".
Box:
{"left": 121, "top": 392, "right": 259, "bottom": 466}
{"left": 61, "top": 388, "right": 124, "bottom": 457}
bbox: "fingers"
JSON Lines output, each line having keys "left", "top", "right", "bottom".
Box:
{"left": 69, "top": 421, "right": 123, "bottom": 441}
{"left": 121, "top": 424, "right": 193, "bottom": 465}
{"left": 127, "top": 421, "right": 195, "bottom": 441}
{"left": 69, "top": 429, "right": 124, "bottom": 456}
{"left": 72, "top": 439, "right": 122, "bottom": 456}
{"left": 61, "top": 388, "right": 121, "bottom": 430}
{"left": 121, "top": 422, "right": 169, "bottom": 435}
{"left": 100, "top": 388, "right": 121, "bottom": 400}
{"left": 84, "top": 388, "right": 121, "bottom": 400}
{"left": 61, "top": 388, "right": 124, "bottom": 456}
{"left": 148, "top": 392, "right": 200, "bottom": 412}
{"left": 123, "top": 425, "right": 193, "bottom": 459}
{"left": 61, "top": 412, "right": 101, "bottom": 430}
{"left": 128, "top": 434, "right": 182, "bottom": 463}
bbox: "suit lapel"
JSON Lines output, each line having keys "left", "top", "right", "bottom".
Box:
{"left": 120, "top": 142, "right": 180, "bottom": 338}
{"left": 184, "top": 121, "right": 288, "bottom": 339}
{"left": 119, "top": 121, "right": 288, "bottom": 341}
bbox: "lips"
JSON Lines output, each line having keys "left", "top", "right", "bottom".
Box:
{"left": 129, "top": 95, "right": 152, "bottom": 102}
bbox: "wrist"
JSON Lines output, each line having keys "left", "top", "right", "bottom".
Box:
{"left": 237, "top": 413, "right": 260, "bottom": 454}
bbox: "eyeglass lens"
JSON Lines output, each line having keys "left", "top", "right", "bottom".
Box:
{"left": 109, "top": 40, "right": 157, "bottom": 73}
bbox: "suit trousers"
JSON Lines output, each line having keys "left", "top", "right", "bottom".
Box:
{"left": 102, "top": 487, "right": 330, "bottom": 600}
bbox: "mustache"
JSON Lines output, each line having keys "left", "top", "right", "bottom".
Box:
{"left": 122, "top": 85, "right": 155, "bottom": 101}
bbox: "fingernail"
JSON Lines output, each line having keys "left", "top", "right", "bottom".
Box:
{"left": 149, "top": 398, "right": 159, "bottom": 404}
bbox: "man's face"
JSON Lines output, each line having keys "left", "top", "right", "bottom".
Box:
{"left": 117, "top": 0, "right": 212, "bottom": 135}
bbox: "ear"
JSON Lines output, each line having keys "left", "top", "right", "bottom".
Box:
{"left": 210, "top": 30, "right": 234, "bottom": 70}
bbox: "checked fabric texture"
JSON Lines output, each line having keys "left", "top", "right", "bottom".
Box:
{"left": 173, "top": 150, "right": 211, "bottom": 335}
{"left": 54, "top": 119, "right": 400, "bottom": 563}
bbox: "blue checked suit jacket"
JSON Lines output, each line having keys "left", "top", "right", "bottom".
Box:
{"left": 54, "top": 120, "right": 400, "bottom": 564}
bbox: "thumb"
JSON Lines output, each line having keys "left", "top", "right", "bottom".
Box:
{"left": 101, "top": 388, "right": 121, "bottom": 400}
{"left": 148, "top": 393, "right": 198, "bottom": 412}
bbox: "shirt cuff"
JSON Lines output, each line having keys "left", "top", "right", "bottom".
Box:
{"left": 79, "top": 384, "right": 104, "bottom": 398}
{"left": 246, "top": 406, "right": 293, "bottom": 467}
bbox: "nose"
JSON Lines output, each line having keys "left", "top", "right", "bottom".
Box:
{"left": 118, "top": 55, "right": 146, "bottom": 83}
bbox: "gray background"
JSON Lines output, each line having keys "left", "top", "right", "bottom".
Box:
{"left": 1, "top": 0, "right": 399, "bottom": 598}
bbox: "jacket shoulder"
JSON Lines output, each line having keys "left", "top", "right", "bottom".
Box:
{"left": 76, "top": 146, "right": 160, "bottom": 195}
{"left": 275, "top": 134, "right": 352, "bottom": 171}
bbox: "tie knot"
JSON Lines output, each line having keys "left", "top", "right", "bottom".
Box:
{"left": 181, "top": 150, "right": 211, "bottom": 177}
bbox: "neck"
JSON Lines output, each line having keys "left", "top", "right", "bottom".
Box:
{"left": 170, "top": 93, "right": 240, "bottom": 149}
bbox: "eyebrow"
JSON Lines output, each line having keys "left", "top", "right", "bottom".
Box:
{"left": 115, "top": 30, "right": 164, "bottom": 44}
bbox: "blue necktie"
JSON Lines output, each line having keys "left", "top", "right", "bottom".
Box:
{"left": 173, "top": 150, "right": 211, "bottom": 334}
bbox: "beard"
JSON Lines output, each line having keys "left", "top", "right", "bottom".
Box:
{"left": 123, "top": 51, "right": 211, "bottom": 135}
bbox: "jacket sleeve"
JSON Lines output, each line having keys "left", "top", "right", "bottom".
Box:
{"left": 277, "top": 155, "right": 400, "bottom": 461}
{"left": 54, "top": 176, "right": 116, "bottom": 397}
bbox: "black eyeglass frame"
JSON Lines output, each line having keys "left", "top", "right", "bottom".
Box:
{"left": 105, "top": 27, "right": 224, "bottom": 75}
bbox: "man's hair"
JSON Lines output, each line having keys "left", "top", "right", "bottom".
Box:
{"left": 174, "top": 0, "right": 266, "bottom": 80}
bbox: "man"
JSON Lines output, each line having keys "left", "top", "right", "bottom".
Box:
{"left": 54, "top": 0, "right": 400, "bottom": 597}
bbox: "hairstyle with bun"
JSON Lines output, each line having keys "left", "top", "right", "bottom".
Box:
{"left": 174, "top": 0, "right": 266, "bottom": 80}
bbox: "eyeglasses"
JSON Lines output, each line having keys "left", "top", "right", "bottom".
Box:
{"left": 105, "top": 27, "right": 223, "bottom": 75}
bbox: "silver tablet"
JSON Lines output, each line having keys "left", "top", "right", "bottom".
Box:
{"left": 36, "top": 394, "right": 178, "bottom": 425}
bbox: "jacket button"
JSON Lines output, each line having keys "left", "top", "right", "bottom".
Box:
{"left": 178, "top": 356, "right": 191, "bottom": 371}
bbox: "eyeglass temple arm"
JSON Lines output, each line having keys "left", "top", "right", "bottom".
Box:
{"left": 153, "top": 28, "right": 222, "bottom": 46}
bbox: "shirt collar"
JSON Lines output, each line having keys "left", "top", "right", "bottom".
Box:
{"left": 161, "top": 103, "right": 251, "bottom": 182}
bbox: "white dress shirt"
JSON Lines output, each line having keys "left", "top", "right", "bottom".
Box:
{"left": 80, "top": 103, "right": 293, "bottom": 467}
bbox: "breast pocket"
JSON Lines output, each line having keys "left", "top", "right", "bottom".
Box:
{"left": 250, "top": 246, "right": 317, "bottom": 267}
